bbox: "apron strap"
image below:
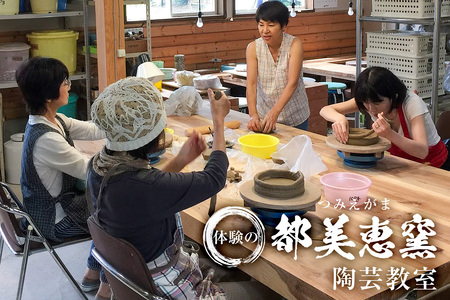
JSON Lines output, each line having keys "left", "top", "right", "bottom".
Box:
{"left": 397, "top": 105, "right": 411, "bottom": 139}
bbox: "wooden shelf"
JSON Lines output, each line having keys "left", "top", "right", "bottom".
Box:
{"left": 0, "top": 72, "right": 88, "bottom": 90}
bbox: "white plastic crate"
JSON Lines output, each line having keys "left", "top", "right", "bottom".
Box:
{"left": 371, "top": 0, "right": 450, "bottom": 18}
{"left": 366, "top": 31, "right": 446, "bottom": 58}
{"left": 399, "top": 75, "right": 444, "bottom": 98}
{"left": 366, "top": 52, "right": 445, "bottom": 79}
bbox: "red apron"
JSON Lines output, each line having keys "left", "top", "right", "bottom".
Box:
{"left": 389, "top": 105, "right": 448, "bottom": 168}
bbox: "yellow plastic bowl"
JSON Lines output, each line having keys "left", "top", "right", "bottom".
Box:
{"left": 238, "top": 134, "right": 279, "bottom": 159}
{"left": 164, "top": 127, "right": 174, "bottom": 135}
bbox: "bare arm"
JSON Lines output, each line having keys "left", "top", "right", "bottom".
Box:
{"left": 246, "top": 41, "right": 261, "bottom": 132}
{"left": 373, "top": 112, "right": 429, "bottom": 159}
{"left": 261, "top": 38, "right": 303, "bottom": 133}
{"left": 320, "top": 98, "right": 359, "bottom": 143}
{"left": 162, "top": 89, "right": 230, "bottom": 172}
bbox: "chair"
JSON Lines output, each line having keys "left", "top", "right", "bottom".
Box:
{"left": 87, "top": 216, "right": 166, "bottom": 300}
{"left": 436, "top": 110, "right": 450, "bottom": 142}
{"left": 319, "top": 81, "right": 347, "bottom": 104}
{"left": 0, "top": 182, "right": 88, "bottom": 300}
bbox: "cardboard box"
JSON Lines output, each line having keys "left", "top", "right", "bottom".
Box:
{"left": 125, "top": 39, "right": 147, "bottom": 53}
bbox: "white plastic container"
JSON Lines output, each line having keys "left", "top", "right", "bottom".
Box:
{"left": 399, "top": 75, "right": 445, "bottom": 98}
{"left": 0, "top": 42, "right": 31, "bottom": 82}
{"left": 371, "top": 0, "right": 450, "bottom": 18}
{"left": 4, "top": 133, "right": 24, "bottom": 185}
{"left": 366, "top": 31, "right": 446, "bottom": 58}
{"left": 0, "top": 0, "right": 20, "bottom": 15}
{"left": 366, "top": 52, "right": 446, "bottom": 79}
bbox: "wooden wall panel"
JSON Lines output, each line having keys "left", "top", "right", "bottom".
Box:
{"left": 146, "top": 11, "right": 355, "bottom": 70}
{"left": 2, "top": 11, "right": 355, "bottom": 122}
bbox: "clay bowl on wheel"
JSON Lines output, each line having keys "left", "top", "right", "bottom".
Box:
{"left": 346, "top": 128, "right": 379, "bottom": 146}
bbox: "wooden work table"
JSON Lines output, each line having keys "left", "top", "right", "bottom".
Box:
{"left": 168, "top": 105, "right": 450, "bottom": 300}
{"left": 168, "top": 71, "right": 329, "bottom": 135}
{"left": 302, "top": 55, "right": 365, "bottom": 83}
{"left": 75, "top": 104, "right": 450, "bottom": 300}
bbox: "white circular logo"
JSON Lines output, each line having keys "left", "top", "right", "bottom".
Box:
{"left": 203, "top": 206, "right": 265, "bottom": 267}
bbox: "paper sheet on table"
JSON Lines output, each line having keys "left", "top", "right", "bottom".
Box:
{"left": 271, "top": 135, "right": 327, "bottom": 181}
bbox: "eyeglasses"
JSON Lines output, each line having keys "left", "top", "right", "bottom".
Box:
{"left": 63, "top": 78, "right": 71, "bottom": 87}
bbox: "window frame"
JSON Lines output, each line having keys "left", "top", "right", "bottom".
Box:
{"left": 124, "top": 0, "right": 226, "bottom": 24}
{"left": 232, "top": 0, "right": 314, "bottom": 18}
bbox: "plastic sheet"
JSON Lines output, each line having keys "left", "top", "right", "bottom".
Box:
{"left": 271, "top": 135, "right": 328, "bottom": 181}
{"left": 165, "top": 86, "right": 203, "bottom": 117}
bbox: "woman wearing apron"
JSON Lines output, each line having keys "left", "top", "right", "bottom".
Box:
{"left": 320, "top": 66, "right": 449, "bottom": 170}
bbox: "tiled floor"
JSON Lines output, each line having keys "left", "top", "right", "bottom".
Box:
{"left": 0, "top": 239, "right": 97, "bottom": 300}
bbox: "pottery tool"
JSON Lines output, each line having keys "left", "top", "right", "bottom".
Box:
{"left": 326, "top": 134, "right": 391, "bottom": 168}
{"left": 185, "top": 120, "right": 240, "bottom": 136}
{"left": 208, "top": 194, "right": 217, "bottom": 217}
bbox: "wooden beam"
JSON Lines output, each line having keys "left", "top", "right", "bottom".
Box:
{"left": 95, "top": 0, "right": 126, "bottom": 92}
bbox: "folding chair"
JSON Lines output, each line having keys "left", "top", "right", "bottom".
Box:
{"left": 0, "top": 182, "right": 88, "bottom": 300}
{"left": 436, "top": 110, "right": 450, "bottom": 142}
{"left": 87, "top": 216, "right": 166, "bottom": 300}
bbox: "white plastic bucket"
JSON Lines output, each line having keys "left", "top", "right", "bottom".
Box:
{"left": 0, "top": 42, "right": 31, "bottom": 82}
{"left": 27, "top": 30, "right": 79, "bottom": 75}
{"left": 30, "top": 0, "right": 57, "bottom": 14}
{"left": 0, "top": 0, "right": 20, "bottom": 15}
{"left": 4, "top": 133, "right": 24, "bottom": 184}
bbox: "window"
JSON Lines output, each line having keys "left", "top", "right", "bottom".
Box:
{"left": 125, "top": 0, "right": 220, "bottom": 22}
{"left": 235, "top": 0, "right": 310, "bottom": 16}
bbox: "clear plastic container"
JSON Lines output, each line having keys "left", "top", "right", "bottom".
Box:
{"left": 320, "top": 172, "right": 372, "bottom": 208}
{"left": 0, "top": 42, "right": 30, "bottom": 82}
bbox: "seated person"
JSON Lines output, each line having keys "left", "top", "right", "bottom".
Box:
{"left": 320, "top": 66, "right": 449, "bottom": 170}
{"left": 87, "top": 77, "right": 282, "bottom": 299}
{"left": 15, "top": 57, "right": 107, "bottom": 293}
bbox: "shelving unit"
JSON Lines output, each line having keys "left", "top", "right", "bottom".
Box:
{"left": 355, "top": 0, "right": 450, "bottom": 124}
{"left": 88, "top": 0, "right": 151, "bottom": 59}
{"left": 0, "top": 0, "right": 92, "bottom": 181}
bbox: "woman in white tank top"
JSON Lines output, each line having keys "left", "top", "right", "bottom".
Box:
{"left": 246, "top": 1, "right": 310, "bottom": 133}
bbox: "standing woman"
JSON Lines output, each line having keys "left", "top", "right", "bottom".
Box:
{"left": 16, "top": 57, "right": 106, "bottom": 293}
{"left": 320, "top": 66, "right": 450, "bottom": 170}
{"left": 246, "top": 1, "right": 310, "bottom": 133}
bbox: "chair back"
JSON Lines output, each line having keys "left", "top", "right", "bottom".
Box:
{"left": 0, "top": 182, "right": 27, "bottom": 253}
{"left": 87, "top": 216, "right": 162, "bottom": 300}
{"left": 436, "top": 110, "right": 450, "bottom": 141}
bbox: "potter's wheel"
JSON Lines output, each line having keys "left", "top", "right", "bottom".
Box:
{"left": 251, "top": 207, "right": 307, "bottom": 227}
{"left": 239, "top": 170, "right": 321, "bottom": 226}
{"left": 326, "top": 134, "right": 391, "bottom": 168}
{"left": 148, "top": 149, "right": 166, "bottom": 165}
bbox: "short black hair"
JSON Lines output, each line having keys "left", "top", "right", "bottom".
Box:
{"left": 354, "top": 66, "right": 407, "bottom": 114}
{"left": 15, "top": 57, "right": 69, "bottom": 115}
{"left": 255, "top": 1, "right": 290, "bottom": 28}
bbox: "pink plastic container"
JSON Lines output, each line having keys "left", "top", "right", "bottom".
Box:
{"left": 0, "top": 42, "right": 30, "bottom": 81}
{"left": 320, "top": 172, "right": 372, "bottom": 208}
